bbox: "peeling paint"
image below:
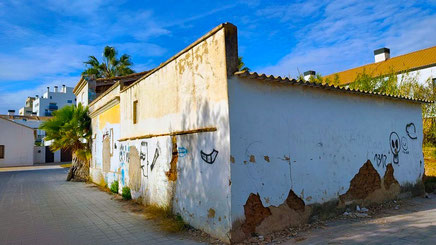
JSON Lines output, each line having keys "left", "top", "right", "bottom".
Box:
{"left": 249, "top": 155, "right": 256, "bottom": 163}
{"left": 165, "top": 136, "right": 178, "bottom": 181}
{"left": 264, "top": 156, "right": 270, "bottom": 162}
{"left": 208, "top": 208, "right": 216, "bottom": 218}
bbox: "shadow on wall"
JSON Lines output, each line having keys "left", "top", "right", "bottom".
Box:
{"left": 170, "top": 96, "right": 230, "bottom": 238}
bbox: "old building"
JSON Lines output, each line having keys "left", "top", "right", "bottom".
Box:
{"left": 74, "top": 23, "right": 431, "bottom": 243}
{"left": 0, "top": 117, "right": 35, "bottom": 167}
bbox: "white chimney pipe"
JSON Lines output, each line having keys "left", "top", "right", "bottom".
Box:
{"left": 47, "top": 87, "right": 50, "bottom": 93}
{"left": 303, "top": 70, "right": 316, "bottom": 81}
{"left": 62, "top": 84, "right": 66, "bottom": 93}
{"left": 54, "top": 86, "right": 58, "bottom": 92}
{"left": 374, "top": 48, "right": 390, "bottom": 63}
{"left": 8, "top": 110, "right": 15, "bottom": 116}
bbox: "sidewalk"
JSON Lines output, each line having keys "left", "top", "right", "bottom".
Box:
{"left": 0, "top": 164, "right": 63, "bottom": 172}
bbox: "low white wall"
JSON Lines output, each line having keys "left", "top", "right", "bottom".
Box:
{"left": 228, "top": 76, "right": 424, "bottom": 225}
{"left": 34, "top": 146, "right": 45, "bottom": 164}
{"left": 0, "top": 118, "right": 34, "bottom": 167}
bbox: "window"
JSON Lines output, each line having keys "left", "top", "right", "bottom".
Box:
{"left": 67, "top": 100, "right": 72, "bottom": 103}
{"left": 133, "top": 100, "right": 138, "bottom": 124}
{"left": 0, "top": 145, "right": 4, "bottom": 159}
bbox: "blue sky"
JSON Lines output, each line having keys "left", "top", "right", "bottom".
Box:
{"left": 0, "top": 0, "right": 435, "bottom": 113}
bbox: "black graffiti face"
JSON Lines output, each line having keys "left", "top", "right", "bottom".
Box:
{"left": 201, "top": 149, "right": 219, "bottom": 164}
{"left": 390, "top": 132, "right": 400, "bottom": 164}
{"left": 406, "top": 123, "right": 417, "bottom": 139}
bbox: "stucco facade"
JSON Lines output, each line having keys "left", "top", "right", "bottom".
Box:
{"left": 81, "top": 23, "right": 429, "bottom": 243}
{"left": 0, "top": 118, "right": 34, "bottom": 167}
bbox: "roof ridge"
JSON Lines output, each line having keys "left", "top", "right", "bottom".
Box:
{"left": 234, "top": 70, "right": 432, "bottom": 104}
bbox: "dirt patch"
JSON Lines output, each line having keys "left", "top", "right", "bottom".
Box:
{"left": 235, "top": 190, "right": 311, "bottom": 242}
{"left": 102, "top": 136, "right": 111, "bottom": 172}
{"left": 286, "top": 189, "right": 305, "bottom": 212}
{"left": 166, "top": 136, "right": 178, "bottom": 181}
{"left": 128, "top": 146, "right": 142, "bottom": 192}
{"left": 241, "top": 193, "right": 272, "bottom": 235}
{"left": 256, "top": 190, "right": 311, "bottom": 236}
{"left": 264, "top": 156, "right": 270, "bottom": 162}
{"left": 384, "top": 164, "right": 399, "bottom": 190}
{"left": 340, "top": 160, "right": 381, "bottom": 203}
{"left": 249, "top": 155, "right": 256, "bottom": 163}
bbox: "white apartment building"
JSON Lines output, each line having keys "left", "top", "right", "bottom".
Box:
{"left": 32, "top": 85, "right": 76, "bottom": 116}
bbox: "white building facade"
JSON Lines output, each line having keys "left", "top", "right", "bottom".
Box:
{"left": 32, "top": 85, "right": 76, "bottom": 116}
{"left": 0, "top": 118, "right": 35, "bottom": 167}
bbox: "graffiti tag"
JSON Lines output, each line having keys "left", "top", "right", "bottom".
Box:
{"left": 178, "top": 147, "right": 188, "bottom": 157}
{"left": 374, "top": 154, "right": 387, "bottom": 168}
{"left": 200, "top": 149, "right": 219, "bottom": 164}
{"left": 406, "top": 123, "right": 417, "bottom": 139}
{"left": 389, "top": 132, "right": 400, "bottom": 164}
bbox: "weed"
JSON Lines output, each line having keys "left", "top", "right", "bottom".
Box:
{"left": 110, "top": 180, "right": 119, "bottom": 194}
{"left": 143, "top": 205, "right": 187, "bottom": 232}
{"left": 122, "top": 186, "right": 132, "bottom": 200}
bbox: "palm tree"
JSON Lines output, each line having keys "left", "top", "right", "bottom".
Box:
{"left": 40, "top": 104, "right": 91, "bottom": 181}
{"left": 82, "top": 46, "right": 135, "bottom": 78}
{"left": 238, "top": 56, "right": 250, "bottom": 72}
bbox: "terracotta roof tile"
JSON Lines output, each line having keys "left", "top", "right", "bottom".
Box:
{"left": 324, "top": 45, "right": 436, "bottom": 85}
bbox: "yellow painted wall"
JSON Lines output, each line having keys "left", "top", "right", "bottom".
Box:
{"left": 98, "top": 104, "right": 120, "bottom": 130}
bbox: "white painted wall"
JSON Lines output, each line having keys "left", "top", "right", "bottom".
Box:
{"left": 228, "top": 76, "right": 424, "bottom": 223}
{"left": 397, "top": 65, "right": 436, "bottom": 85}
{"left": 0, "top": 118, "right": 34, "bottom": 167}
{"left": 34, "top": 146, "right": 45, "bottom": 164}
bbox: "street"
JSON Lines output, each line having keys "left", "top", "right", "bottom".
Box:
{"left": 0, "top": 168, "right": 201, "bottom": 245}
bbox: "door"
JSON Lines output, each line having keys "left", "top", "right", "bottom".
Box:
{"left": 45, "top": 146, "right": 54, "bottom": 163}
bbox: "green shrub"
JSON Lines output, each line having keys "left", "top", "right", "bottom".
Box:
{"left": 122, "top": 186, "right": 132, "bottom": 200}
{"left": 110, "top": 180, "right": 119, "bottom": 194}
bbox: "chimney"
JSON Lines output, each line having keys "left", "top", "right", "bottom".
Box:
{"left": 47, "top": 87, "right": 50, "bottom": 93}
{"left": 303, "top": 70, "right": 316, "bottom": 81}
{"left": 35, "top": 95, "right": 39, "bottom": 98}
{"left": 54, "top": 86, "right": 58, "bottom": 92}
{"left": 62, "top": 84, "right": 66, "bottom": 93}
{"left": 374, "top": 48, "right": 390, "bottom": 63}
{"left": 7, "top": 110, "right": 15, "bottom": 116}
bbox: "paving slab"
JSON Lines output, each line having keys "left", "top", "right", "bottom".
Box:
{"left": 0, "top": 168, "right": 202, "bottom": 245}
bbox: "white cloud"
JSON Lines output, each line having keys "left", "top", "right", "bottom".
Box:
{"left": 0, "top": 44, "right": 96, "bottom": 81}
{"left": 257, "top": 0, "right": 436, "bottom": 78}
{"left": 0, "top": 75, "right": 80, "bottom": 113}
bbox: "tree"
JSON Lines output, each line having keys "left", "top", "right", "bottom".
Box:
{"left": 82, "top": 46, "right": 135, "bottom": 78}
{"left": 40, "top": 104, "right": 92, "bottom": 181}
{"left": 238, "top": 56, "right": 250, "bottom": 72}
{"left": 346, "top": 70, "right": 436, "bottom": 145}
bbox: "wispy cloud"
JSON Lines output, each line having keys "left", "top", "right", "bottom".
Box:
{"left": 258, "top": 0, "right": 436, "bottom": 77}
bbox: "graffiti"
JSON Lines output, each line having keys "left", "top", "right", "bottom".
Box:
{"left": 140, "top": 141, "right": 147, "bottom": 161}
{"left": 178, "top": 147, "right": 188, "bottom": 157}
{"left": 389, "top": 132, "right": 400, "bottom": 164}
{"left": 119, "top": 144, "right": 130, "bottom": 163}
{"left": 120, "top": 162, "right": 126, "bottom": 186}
{"left": 150, "top": 148, "right": 160, "bottom": 171}
{"left": 200, "top": 149, "right": 219, "bottom": 164}
{"left": 374, "top": 154, "right": 387, "bottom": 168}
{"left": 406, "top": 123, "right": 417, "bottom": 139}
{"left": 401, "top": 136, "right": 409, "bottom": 154}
